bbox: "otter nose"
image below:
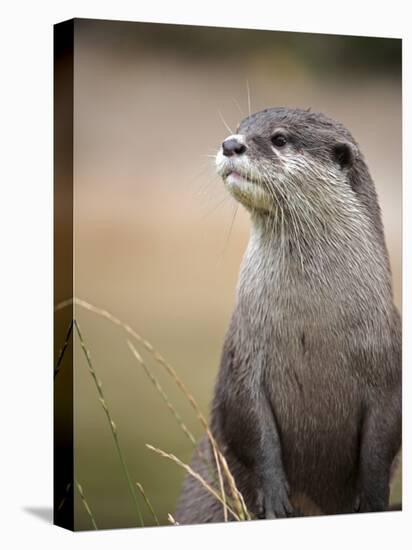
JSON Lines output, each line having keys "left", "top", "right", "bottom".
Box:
{"left": 222, "top": 138, "right": 246, "bottom": 157}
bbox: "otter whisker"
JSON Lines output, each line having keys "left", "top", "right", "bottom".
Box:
{"left": 218, "top": 110, "right": 233, "bottom": 134}
{"left": 220, "top": 202, "right": 239, "bottom": 259}
{"left": 232, "top": 97, "right": 244, "bottom": 117}
{"left": 195, "top": 175, "right": 224, "bottom": 202}
{"left": 246, "top": 80, "right": 252, "bottom": 117}
{"left": 200, "top": 194, "right": 231, "bottom": 221}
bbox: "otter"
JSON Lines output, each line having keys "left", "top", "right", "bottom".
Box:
{"left": 176, "top": 107, "right": 401, "bottom": 523}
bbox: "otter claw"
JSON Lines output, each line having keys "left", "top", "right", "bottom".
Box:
{"left": 257, "top": 485, "right": 294, "bottom": 519}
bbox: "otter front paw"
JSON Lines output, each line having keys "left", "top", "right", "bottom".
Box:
{"left": 256, "top": 482, "right": 294, "bottom": 519}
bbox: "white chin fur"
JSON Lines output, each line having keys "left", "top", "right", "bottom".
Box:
{"left": 225, "top": 174, "right": 273, "bottom": 213}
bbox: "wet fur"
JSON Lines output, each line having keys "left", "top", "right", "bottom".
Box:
{"left": 176, "top": 108, "right": 401, "bottom": 523}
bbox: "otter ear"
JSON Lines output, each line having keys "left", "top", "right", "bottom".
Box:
{"left": 332, "top": 141, "right": 357, "bottom": 169}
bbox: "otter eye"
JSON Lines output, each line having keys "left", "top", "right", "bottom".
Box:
{"left": 271, "top": 134, "right": 287, "bottom": 147}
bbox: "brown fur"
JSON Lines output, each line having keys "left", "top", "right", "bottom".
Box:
{"left": 176, "top": 108, "right": 401, "bottom": 523}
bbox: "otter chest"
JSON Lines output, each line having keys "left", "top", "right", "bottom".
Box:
{"left": 236, "top": 267, "right": 362, "bottom": 432}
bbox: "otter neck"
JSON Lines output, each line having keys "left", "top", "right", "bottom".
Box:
{"left": 242, "top": 209, "right": 393, "bottom": 312}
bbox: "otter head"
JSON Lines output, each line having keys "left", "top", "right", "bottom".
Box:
{"left": 215, "top": 107, "right": 362, "bottom": 221}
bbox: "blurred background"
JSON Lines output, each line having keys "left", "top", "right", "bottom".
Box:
{"left": 65, "top": 19, "right": 402, "bottom": 529}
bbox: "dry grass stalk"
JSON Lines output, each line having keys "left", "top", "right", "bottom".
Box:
{"left": 54, "top": 320, "right": 73, "bottom": 379}
{"left": 135, "top": 482, "right": 160, "bottom": 526}
{"left": 54, "top": 297, "right": 73, "bottom": 311}
{"left": 56, "top": 297, "right": 251, "bottom": 522}
{"left": 215, "top": 449, "right": 251, "bottom": 520}
{"left": 76, "top": 480, "right": 98, "bottom": 530}
{"left": 147, "top": 358, "right": 245, "bottom": 520}
{"left": 74, "top": 319, "right": 144, "bottom": 527}
{"left": 127, "top": 341, "right": 197, "bottom": 446}
{"left": 128, "top": 340, "right": 232, "bottom": 521}
{"left": 167, "top": 513, "right": 179, "bottom": 526}
{"left": 57, "top": 482, "right": 72, "bottom": 511}
{"left": 146, "top": 444, "right": 241, "bottom": 521}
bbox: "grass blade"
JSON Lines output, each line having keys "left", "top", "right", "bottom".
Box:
{"left": 136, "top": 482, "right": 160, "bottom": 526}
{"left": 57, "top": 482, "right": 72, "bottom": 512}
{"left": 55, "top": 298, "right": 251, "bottom": 522}
{"left": 76, "top": 480, "right": 98, "bottom": 530}
{"left": 127, "top": 341, "right": 197, "bottom": 447}
{"left": 146, "top": 444, "right": 241, "bottom": 521}
{"left": 54, "top": 319, "right": 73, "bottom": 379}
{"left": 74, "top": 319, "right": 144, "bottom": 527}
{"left": 128, "top": 340, "right": 230, "bottom": 521}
